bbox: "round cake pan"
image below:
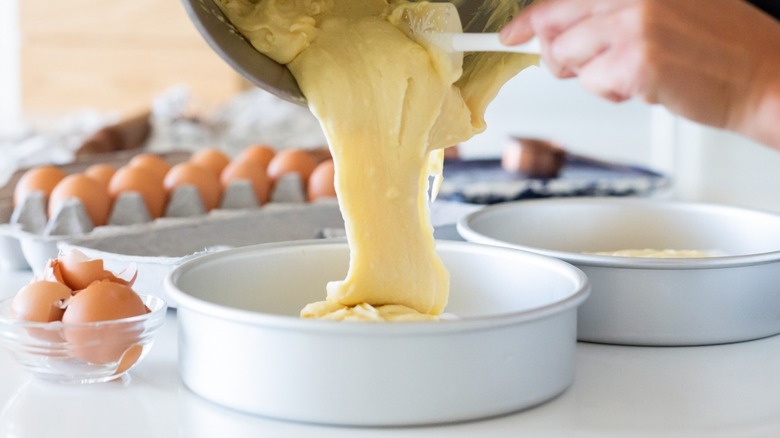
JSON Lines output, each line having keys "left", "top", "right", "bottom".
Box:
{"left": 166, "top": 240, "right": 589, "bottom": 426}
{"left": 457, "top": 197, "right": 780, "bottom": 346}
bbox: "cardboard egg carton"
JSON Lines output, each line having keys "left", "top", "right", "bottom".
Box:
{"left": 0, "top": 151, "right": 184, "bottom": 270}
{"left": 0, "top": 150, "right": 327, "bottom": 272}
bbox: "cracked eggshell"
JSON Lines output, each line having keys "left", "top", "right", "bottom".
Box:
{"left": 54, "top": 249, "right": 137, "bottom": 291}
{"left": 61, "top": 280, "right": 147, "bottom": 364}
{"left": 11, "top": 281, "right": 72, "bottom": 323}
{"left": 11, "top": 280, "right": 73, "bottom": 342}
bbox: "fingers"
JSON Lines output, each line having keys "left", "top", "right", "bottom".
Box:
{"left": 546, "top": 13, "right": 613, "bottom": 75}
{"left": 500, "top": 0, "right": 591, "bottom": 45}
{"left": 501, "top": 0, "right": 631, "bottom": 43}
{"left": 499, "top": 5, "right": 535, "bottom": 45}
{"left": 576, "top": 50, "right": 634, "bottom": 102}
{"left": 529, "top": 0, "right": 628, "bottom": 40}
{"left": 575, "top": 42, "right": 658, "bottom": 104}
{"left": 502, "top": 0, "right": 636, "bottom": 79}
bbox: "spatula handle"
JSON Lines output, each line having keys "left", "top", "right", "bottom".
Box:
{"left": 451, "top": 33, "right": 541, "bottom": 54}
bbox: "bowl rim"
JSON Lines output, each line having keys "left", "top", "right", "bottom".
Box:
{"left": 457, "top": 197, "right": 780, "bottom": 270}
{"left": 0, "top": 294, "right": 167, "bottom": 330}
{"left": 165, "top": 239, "right": 591, "bottom": 335}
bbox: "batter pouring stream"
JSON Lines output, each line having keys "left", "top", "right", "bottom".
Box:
{"left": 216, "top": 0, "right": 537, "bottom": 321}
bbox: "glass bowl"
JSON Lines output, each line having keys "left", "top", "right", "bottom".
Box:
{"left": 0, "top": 294, "right": 166, "bottom": 384}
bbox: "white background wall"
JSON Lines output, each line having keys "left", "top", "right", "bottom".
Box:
{"left": 461, "top": 65, "right": 657, "bottom": 167}
{"left": 668, "top": 119, "right": 780, "bottom": 213}
{"left": 463, "top": 64, "right": 780, "bottom": 213}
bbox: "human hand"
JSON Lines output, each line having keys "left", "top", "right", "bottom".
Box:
{"left": 500, "top": 0, "right": 780, "bottom": 147}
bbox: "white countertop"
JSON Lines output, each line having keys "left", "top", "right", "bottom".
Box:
{"left": 2, "top": 268, "right": 780, "bottom": 438}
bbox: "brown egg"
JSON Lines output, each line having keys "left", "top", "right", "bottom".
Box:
{"left": 62, "top": 280, "right": 147, "bottom": 364}
{"left": 190, "top": 148, "right": 231, "bottom": 177}
{"left": 163, "top": 162, "right": 222, "bottom": 211}
{"left": 48, "top": 174, "right": 112, "bottom": 226}
{"left": 235, "top": 144, "right": 276, "bottom": 170}
{"left": 307, "top": 159, "right": 337, "bottom": 201}
{"left": 267, "top": 149, "right": 318, "bottom": 186}
{"left": 54, "top": 249, "right": 137, "bottom": 291}
{"left": 83, "top": 164, "right": 117, "bottom": 189}
{"left": 501, "top": 138, "right": 566, "bottom": 179}
{"left": 109, "top": 166, "right": 167, "bottom": 219}
{"left": 128, "top": 153, "right": 171, "bottom": 182}
{"left": 443, "top": 144, "right": 460, "bottom": 160}
{"left": 11, "top": 281, "right": 72, "bottom": 323}
{"left": 13, "top": 165, "right": 67, "bottom": 206}
{"left": 220, "top": 160, "right": 272, "bottom": 205}
{"left": 307, "top": 147, "right": 332, "bottom": 163}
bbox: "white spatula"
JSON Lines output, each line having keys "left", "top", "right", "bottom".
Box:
{"left": 426, "top": 32, "right": 541, "bottom": 55}
{"left": 397, "top": 2, "right": 540, "bottom": 55}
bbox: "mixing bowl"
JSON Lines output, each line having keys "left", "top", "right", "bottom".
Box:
{"left": 166, "top": 240, "right": 589, "bottom": 426}
{"left": 180, "top": 0, "right": 536, "bottom": 104}
{"left": 457, "top": 197, "right": 780, "bottom": 346}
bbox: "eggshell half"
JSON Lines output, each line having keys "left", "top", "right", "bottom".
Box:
{"left": 62, "top": 280, "right": 147, "bottom": 364}
{"left": 11, "top": 281, "right": 72, "bottom": 323}
{"left": 55, "top": 250, "right": 137, "bottom": 291}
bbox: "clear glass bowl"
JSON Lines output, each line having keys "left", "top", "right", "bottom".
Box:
{"left": 0, "top": 294, "right": 167, "bottom": 384}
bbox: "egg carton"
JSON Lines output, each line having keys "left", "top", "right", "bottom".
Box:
{"left": 0, "top": 151, "right": 188, "bottom": 269}
{"left": 0, "top": 145, "right": 329, "bottom": 270}
{"left": 2, "top": 168, "right": 315, "bottom": 272}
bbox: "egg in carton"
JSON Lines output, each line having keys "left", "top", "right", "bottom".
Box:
{"left": 11, "top": 169, "right": 312, "bottom": 275}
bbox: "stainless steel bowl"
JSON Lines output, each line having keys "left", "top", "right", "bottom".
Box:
{"left": 180, "top": 0, "right": 305, "bottom": 104}
{"left": 458, "top": 197, "right": 780, "bottom": 346}
{"left": 180, "top": 0, "right": 535, "bottom": 104}
{"left": 166, "top": 240, "right": 589, "bottom": 426}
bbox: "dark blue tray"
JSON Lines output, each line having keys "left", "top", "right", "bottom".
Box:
{"left": 438, "top": 156, "right": 670, "bottom": 205}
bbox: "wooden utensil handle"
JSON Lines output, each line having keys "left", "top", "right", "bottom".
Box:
{"left": 76, "top": 111, "right": 152, "bottom": 157}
